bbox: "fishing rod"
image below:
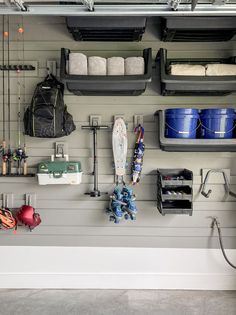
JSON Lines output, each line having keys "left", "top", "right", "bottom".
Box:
{"left": 6, "top": 16, "right": 12, "bottom": 175}
{"left": 21, "top": 16, "right": 28, "bottom": 176}
{"left": 13, "top": 20, "right": 25, "bottom": 175}
{"left": 1, "top": 16, "right": 7, "bottom": 176}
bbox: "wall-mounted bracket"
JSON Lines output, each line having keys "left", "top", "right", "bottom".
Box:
{"left": 13, "top": 0, "right": 28, "bottom": 11}
{"left": 0, "top": 65, "right": 35, "bottom": 71}
{"left": 114, "top": 115, "right": 125, "bottom": 121}
{"left": 114, "top": 115, "right": 128, "bottom": 128}
{"left": 167, "top": 0, "right": 181, "bottom": 11}
{"left": 134, "top": 114, "right": 144, "bottom": 127}
{"left": 46, "top": 60, "right": 57, "bottom": 77}
{"left": 54, "top": 142, "right": 68, "bottom": 159}
{"left": 191, "top": 0, "right": 198, "bottom": 11}
{"left": 2, "top": 193, "right": 14, "bottom": 209}
{"left": 90, "top": 115, "right": 102, "bottom": 127}
{"left": 81, "top": 0, "right": 95, "bottom": 11}
{"left": 25, "top": 193, "right": 36, "bottom": 208}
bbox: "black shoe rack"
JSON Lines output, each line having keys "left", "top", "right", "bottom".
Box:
{"left": 156, "top": 48, "right": 236, "bottom": 96}
{"left": 60, "top": 48, "right": 152, "bottom": 96}
{"left": 156, "top": 110, "right": 236, "bottom": 152}
{"left": 66, "top": 16, "right": 147, "bottom": 42}
{"left": 157, "top": 169, "right": 193, "bottom": 216}
{"left": 161, "top": 17, "right": 236, "bottom": 42}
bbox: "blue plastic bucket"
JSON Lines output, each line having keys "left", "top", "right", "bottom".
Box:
{"left": 200, "top": 108, "right": 236, "bottom": 139}
{"left": 165, "top": 108, "right": 199, "bottom": 139}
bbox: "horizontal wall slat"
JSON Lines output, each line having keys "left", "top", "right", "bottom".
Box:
{"left": 0, "top": 235, "right": 235, "bottom": 249}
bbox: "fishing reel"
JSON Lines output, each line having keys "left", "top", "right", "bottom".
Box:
{"left": 2, "top": 151, "right": 11, "bottom": 163}
{"left": 12, "top": 147, "right": 27, "bottom": 162}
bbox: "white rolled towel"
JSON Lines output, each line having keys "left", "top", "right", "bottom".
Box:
{"left": 170, "top": 64, "right": 206, "bottom": 76}
{"left": 69, "top": 53, "right": 88, "bottom": 75}
{"left": 88, "top": 56, "right": 107, "bottom": 75}
{"left": 107, "top": 57, "right": 125, "bottom": 75}
{"left": 125, "top": 57, "right": 145, "bottom": 75}
{"left": 206, "top": 63, "right": 236, "bottom": 76}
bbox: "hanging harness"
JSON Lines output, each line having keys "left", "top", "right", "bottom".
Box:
{"left": 0, "top": 208, "right": 17, "bottom": 230}
{"left": 131, "top": 124, "right": 145, "bottom": 185}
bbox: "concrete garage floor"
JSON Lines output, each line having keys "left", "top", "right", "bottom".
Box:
{"left": 0, "top": 290, "right": 235, "bottom": 315}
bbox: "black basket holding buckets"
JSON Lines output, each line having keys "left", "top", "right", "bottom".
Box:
{"left": 156, "top": 108, "right": 236, "bottom": 152}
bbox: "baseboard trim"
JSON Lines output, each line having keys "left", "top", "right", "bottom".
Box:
{"left": 0, "top": 247, "right": 236, "bottom": 289}
{"left": 0, "top": 273, "right": 236, "bottom": 290}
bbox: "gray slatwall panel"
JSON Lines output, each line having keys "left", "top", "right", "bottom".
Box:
{"left": 0, "top": 235, "right": 235, "bottom": 248}
{"left": 0, "top": 16, "right": 235, "bottom": 248}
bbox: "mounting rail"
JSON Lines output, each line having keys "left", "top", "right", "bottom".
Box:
{"left": 1, "top": 4, "right": 236, "bottom": 16}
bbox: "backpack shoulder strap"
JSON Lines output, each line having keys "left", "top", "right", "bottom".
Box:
{"left": 44, "top": 74, "right": 64, "bottom": 95}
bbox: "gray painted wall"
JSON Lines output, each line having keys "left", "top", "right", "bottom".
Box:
{"left": 0, "top": 16, "right": 236, "bottom": 248}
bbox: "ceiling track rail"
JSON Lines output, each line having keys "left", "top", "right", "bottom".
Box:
{"left": 1, "top": 4, "right": 236, "bottom": 16}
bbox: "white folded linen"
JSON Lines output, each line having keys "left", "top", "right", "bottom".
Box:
{"left": 206, "top": 63, "right": 236, "bottom": 76}
{"left": 107, "top": 57, "right": 125, "bottom": 75}
{"left": 125, "top": 57, "right": 145, "bottom": 75}
{"left": 88, "top": 56, "right": 107, "bottom": 75}
{"left": 69, "top": 53, "right": 88, "bottom": 75}
{"left": 170, "top": 64, "right": 206, "bottom": 76}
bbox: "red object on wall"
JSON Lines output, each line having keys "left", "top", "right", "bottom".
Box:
{"left": 17, "top": 205, "right": 41, "bottom": 230}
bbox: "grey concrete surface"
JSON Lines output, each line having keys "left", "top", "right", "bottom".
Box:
{"left": 0, "top": 289, "right": 236, "bottom": 315}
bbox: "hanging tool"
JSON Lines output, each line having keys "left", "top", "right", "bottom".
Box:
{"left": 131, "top": 124, "right": 145, "bottom": 185}
{"left": 81, "top": 123, "right": 109, "bottom": 197}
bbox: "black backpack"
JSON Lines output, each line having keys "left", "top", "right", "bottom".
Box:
{"left": 24, "top": 74, "right": 76, "bottom": 138}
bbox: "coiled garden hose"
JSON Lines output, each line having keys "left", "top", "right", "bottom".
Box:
{"left": 212, "top": 218, "right": 236, "bottom": 270}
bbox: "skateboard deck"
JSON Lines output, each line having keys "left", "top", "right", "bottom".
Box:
{"left": 112, "top": 118, "right": 128, "bottom": 177}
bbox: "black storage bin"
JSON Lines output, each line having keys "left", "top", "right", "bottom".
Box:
{"left": 156, "top": 48, "right": 236, "bottom": 96}
{"left": 66, "top": 16, "right": 147, "bottom": 41}
{"left": 156, "top": 110, "right": 236, "bottom": 152}
{"left": 60, "top": 48, "right": 152, "bottom": 96}
{"left": 157, "top": 169, "right": 193, "bottom": 216}
{"left": 161, "top": 17, "right": 236, "bottom": 42}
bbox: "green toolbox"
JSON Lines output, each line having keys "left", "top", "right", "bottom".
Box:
{"left": 37, "top": 156, "right": 82, "bottom": 185}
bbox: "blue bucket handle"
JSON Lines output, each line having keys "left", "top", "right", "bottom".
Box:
{"left": 165, "top": 121, "right": 201, "bottom": 134}
{"left": 200, "top": 122, "right": 236, "bottom": 134}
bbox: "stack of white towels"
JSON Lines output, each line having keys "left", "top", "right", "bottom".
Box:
{"left": 68, "top": 53, "right": 145, "bottom": 76}
{"left": 169, "top": 63, "right": 236, "bottom": 76}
